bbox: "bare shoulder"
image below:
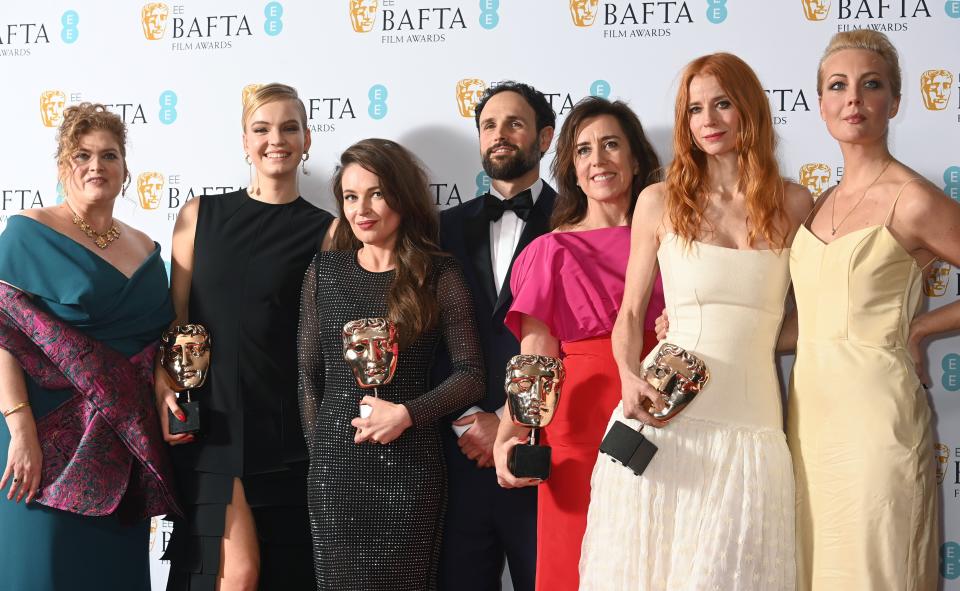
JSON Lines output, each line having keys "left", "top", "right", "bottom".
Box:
{"left": 176, "top": 196, "right": 200, "bottom": 225}
{"left": 889, "top": 169, "right": 955, "bottom": 228}
{"left": 635, "top": 182, "right": 668, "bottom": 216}
{"left": 782, "top": 180, "right": 814, "bottom": 225}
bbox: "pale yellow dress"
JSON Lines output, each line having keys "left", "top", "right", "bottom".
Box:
{"left": 788, "top": 180, "right": 938, "bottom": 591}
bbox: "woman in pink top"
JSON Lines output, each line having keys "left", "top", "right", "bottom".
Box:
{"left": 492, "top": 96, "right": 664, "bottom": 591}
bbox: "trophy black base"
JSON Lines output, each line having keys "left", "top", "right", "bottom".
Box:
{"left": 508, "top": 444, "right": 551, "bottom": 480}
{"left": 168, "top": 400, "right": 201, "bottom": 435}
{"left": 599, "top": 420, "right": 658, "bottom": 476}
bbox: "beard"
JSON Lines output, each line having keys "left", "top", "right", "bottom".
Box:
{"left": 481, "top": 138, "right": 541, "bottom": 181}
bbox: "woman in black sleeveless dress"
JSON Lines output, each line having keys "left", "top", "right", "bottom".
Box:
{"left": 297, "top": 139, "right": 484, "bottom": 590}
{"left": 157, "top": 83, "right": 334, "bottom": 591}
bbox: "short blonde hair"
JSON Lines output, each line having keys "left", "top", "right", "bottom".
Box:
{"left": 817, "top": 30, "right": 901, "bottom": 97}
{"left": 55, "top": 103, "right": 128, "bottom": 184}
{"left": 241, "top": 82, "right": 308, "bottom": 130}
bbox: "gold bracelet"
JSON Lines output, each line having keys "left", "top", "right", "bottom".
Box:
{"left": 2, "top": 401, "right": 30, "bottom": 418}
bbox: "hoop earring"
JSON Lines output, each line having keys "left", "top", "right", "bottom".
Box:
{"left": 301, "top": 153, "right": 310, "bottom": 176}
{"left": 122, "top": 171, "right": 131, "bottom": 197}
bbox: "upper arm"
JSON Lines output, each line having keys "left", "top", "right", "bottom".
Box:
{"left": 621, "top": 183, "right": 667, "bottom": 317}
{"left": 170, "top": 197, "right": 199, "bottom": 324}
{"left": 782, "top": 181, "right": 814, "bottom": 240}
{"left": 896, "top": 180, "right": 960, "bottom": 266}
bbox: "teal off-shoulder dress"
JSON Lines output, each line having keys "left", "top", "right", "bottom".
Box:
{"left": 0, "top": 215, "right": 173, "bottom": 591}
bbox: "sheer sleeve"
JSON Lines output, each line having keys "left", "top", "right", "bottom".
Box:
{"left": 297, "top": 255, "right": 325, "bottom": 446}
{"left": 403, "top": 257, "right": 484, "bottom": 427}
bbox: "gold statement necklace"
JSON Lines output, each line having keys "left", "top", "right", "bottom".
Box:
{"left": 830, "top": 159, "right": 893, "bottom": 235}
{"left": 64, "top": 201, "right": 121, "bottom": 249}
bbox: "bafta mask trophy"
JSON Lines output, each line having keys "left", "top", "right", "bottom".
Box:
{"left": 600, "top": 342, "right": 710, "bottom": 476}
{"left": 343, "top": 318, "right": 399, "bottom": 419}
{"left": 160, "top": 324, "right": 211, "bottom": 435}
{"left": 504, "top": 355, "right": 566, "bottom": 480}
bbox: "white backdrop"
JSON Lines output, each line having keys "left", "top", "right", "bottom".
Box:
{"left": 2, "top": 1, "right": 959, "bottom": 588}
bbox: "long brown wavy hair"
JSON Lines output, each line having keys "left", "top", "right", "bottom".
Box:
{"left": 666, "top": 53, "right": 787, "bottom": 249}
{"left": 331, "top": 138, "right": 444, "bottom": 349}
{"left": 550, "top": 97, "right": 661, "bottom": 230}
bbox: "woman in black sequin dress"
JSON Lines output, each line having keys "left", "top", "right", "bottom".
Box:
{"left": 297, "top": 138, "right": 484, "bottom": 590}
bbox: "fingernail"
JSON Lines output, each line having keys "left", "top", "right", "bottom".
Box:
{"left": 175, "top": 411, "right": 186, "bottom": 421}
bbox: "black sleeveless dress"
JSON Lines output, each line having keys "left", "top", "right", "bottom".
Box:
{"left": 164, "top": 189, "right": 334, "bottom": 591}
{"left": 297, "top": 250, "right": 484, "bottom": 590}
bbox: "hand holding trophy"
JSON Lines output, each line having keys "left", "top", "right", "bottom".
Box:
{"left": 342, "top": 318, "right": 399, "bottom": 421}
{"left": 160, "top": 324, "right": 211, "bottom": 435}
{"left": 504, "top": 354, "right": 566, "bottom": 481}
{"left": 599, "top": 342, "right": 709, "bottom": 475}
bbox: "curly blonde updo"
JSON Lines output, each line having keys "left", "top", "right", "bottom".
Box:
{"left": 55, "top": 102, "right": 128, "bottom": 182}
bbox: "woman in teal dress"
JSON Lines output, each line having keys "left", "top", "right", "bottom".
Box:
{"left": 0, "top": 103, "right": 177, "bottom": 591}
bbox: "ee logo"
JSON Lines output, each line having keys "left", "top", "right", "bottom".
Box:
{"left": 479, "top": 0, "right": 500, "bottom": 30}
{"left": 475, "top": 171, "right": 491, "bottom": 197}
{"left": 61, "top": 10, "right": 79, "bottom": 44}
{"left": 946, "top": 1, "right": 960, "bottom": 18}
{"left": 942, "top": 354, "right": 960, "bottom": 391}
{"left": 941, "top": 542, "right": 960, "bottom": 579}
{"left": 706, "top": 0, "right": 728, "bottom": 24}
{"left": 590, "top": 80, "right": 611, "bottom": 99}
{"left": 264, "top": 2, "right": 283, "bottom": 36}
{"left": 945, "top": 166, "right": 960, "bottom": 201}
{"left": 368, "top": 85, "right": 388, "bottom": 120}
{"left": 159, "top": 91, "right": 178, "bottom": 125}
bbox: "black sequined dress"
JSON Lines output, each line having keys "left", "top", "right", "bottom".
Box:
{"left": 297, "top": 250, "right": 484, "bottom": 591}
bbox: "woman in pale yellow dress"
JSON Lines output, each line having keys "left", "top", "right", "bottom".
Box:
{"left": 788, "top": 30, "right": 960, "bottom": 590}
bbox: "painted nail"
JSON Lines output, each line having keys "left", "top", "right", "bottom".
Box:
{"left": 175, "top": 411, "right": 186, "bottom": 422}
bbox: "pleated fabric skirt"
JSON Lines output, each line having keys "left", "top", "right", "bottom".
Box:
{"left": 163, "top": 464, "right": 314, "bottom": 591}
{"left": 579, "top": 411, "right": 796, "bottom": 591}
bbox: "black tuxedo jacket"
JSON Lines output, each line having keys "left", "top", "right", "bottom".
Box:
{"left": 436, "top": 183, "right": 557, "bottom": 415}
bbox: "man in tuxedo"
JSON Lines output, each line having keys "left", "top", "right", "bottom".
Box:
{"left": 437, "top": 81, "right": 556, "bottom": 591}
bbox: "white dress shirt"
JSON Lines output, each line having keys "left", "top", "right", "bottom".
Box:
{"left": 488, "top": 178, "right": 544, "bottom": 294}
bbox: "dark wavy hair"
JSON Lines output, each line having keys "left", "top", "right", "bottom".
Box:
{"left": 330, "top": 138, "right": 444, "bottom": 349}
{"left": 550, "top": 97, "right": 661, "bottom": 230}
{"left": 474, "top": 81, "right": 556, "bottom": 142}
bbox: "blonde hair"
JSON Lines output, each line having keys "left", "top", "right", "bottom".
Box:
{"left": 55, "top": 103, "right": 128, "bottom": 186}
{"left": 666, "top": 53, "right": 787, "bottom": 250}
{"left": 241, "top": 82, "right": 308, "bottom": 130}
{"left": 817, "top": 30, "right": 902, "bottom": 97}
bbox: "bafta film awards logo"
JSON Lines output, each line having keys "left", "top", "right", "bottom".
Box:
{"left": 456, "top": 79, "right": 487, "bottom": 118}
{"left": 924, "top": 260, "right": 951, "bottom": 297}
{"left": 799, "top": 163, "right": 832, "bottom": 198}
{"left": 142, "top": 3, "right": 170, "bottom": 40}
{"left": 920, "top": 69, "right": 953, "bottom": 111}
{"left": 350, "top": 0, "right": 379, "bottom": 33}
{"left": 936, "top": 443, "right": 950, "bottom": 485}
{"left": 137, "top": 172, "right": 165, "bottom": 210}
{"left": 800, "top": 0, "right": 831, "bottom": 20}
{"left": 570, "top": 0, "right": 600, "bottom": 26}
{"left": 242, "top": 83, "right": 262, "bottom": 106}
{"left": 40, "top": 90, "right": 66, "bottom": 127}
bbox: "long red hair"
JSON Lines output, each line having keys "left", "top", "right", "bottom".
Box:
{"left": 666, "top": 53, "right": 786, "bottom": 249}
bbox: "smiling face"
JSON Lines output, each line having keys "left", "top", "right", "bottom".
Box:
{"left": 478, "top": 91, "right": 548, "bottom": 181}
{"left": 242, "top": 98, "right": 310, "bottom": 183}
{"left": 819, "top": 48, "right": 900, "bottom": 145}
{"left": 61, "top": 129, "right": 127, "bottom": 205}
{"left": 687, "top": 74, "right": 740, "bottom": 156}
{"left": 340, "top": 163, "right": 402, "bottom": 249}
{"left": 572, "top": 114, "right": 638, "bottom": 207}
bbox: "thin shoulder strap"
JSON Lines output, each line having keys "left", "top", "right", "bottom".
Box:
{"left": 802, "top": 186, "right": 835, "bottom": 227}
{"left": 884, "top": 177, "right": 923, "bottom": 226}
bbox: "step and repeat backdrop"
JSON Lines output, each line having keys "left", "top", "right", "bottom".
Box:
{"left": 2, "top": 1, "right": 959, "bottom": 588}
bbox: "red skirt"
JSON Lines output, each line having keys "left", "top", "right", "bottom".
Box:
{"left": 535, "top": 331, "right": 657, "bottom": 591}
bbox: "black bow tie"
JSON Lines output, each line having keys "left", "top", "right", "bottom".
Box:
{"left": 483, "top": 189, "right": 534, "bottom": 222}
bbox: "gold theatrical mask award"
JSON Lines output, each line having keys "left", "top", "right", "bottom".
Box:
{"left": 455, "top": 78, "right": 487, "bottom": 118}
{"left": 921, "top": 69, "right": 954, "bottom": 111}
{"left": 160, "top": 324, "right": 211, "bottom": 435}
{"left": 343, "top": 318, "right": 399, "bottom": 419}
{"left": 40, "top": 90, "right": 66, "bottom": 128}
{"left": 924, "top": 259, "right": 951, "bottom": 297}
{"left": 799, "top": 163, "right": 832, "bottom": 199}
{"left": 599, "top": 343, "right": 710, "bottom": 475}
{"left": 349, "top": 0, "right": 379, "bottom": 33}
{"left": 504, "top": 355, "right": 566, "bottom": 480}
